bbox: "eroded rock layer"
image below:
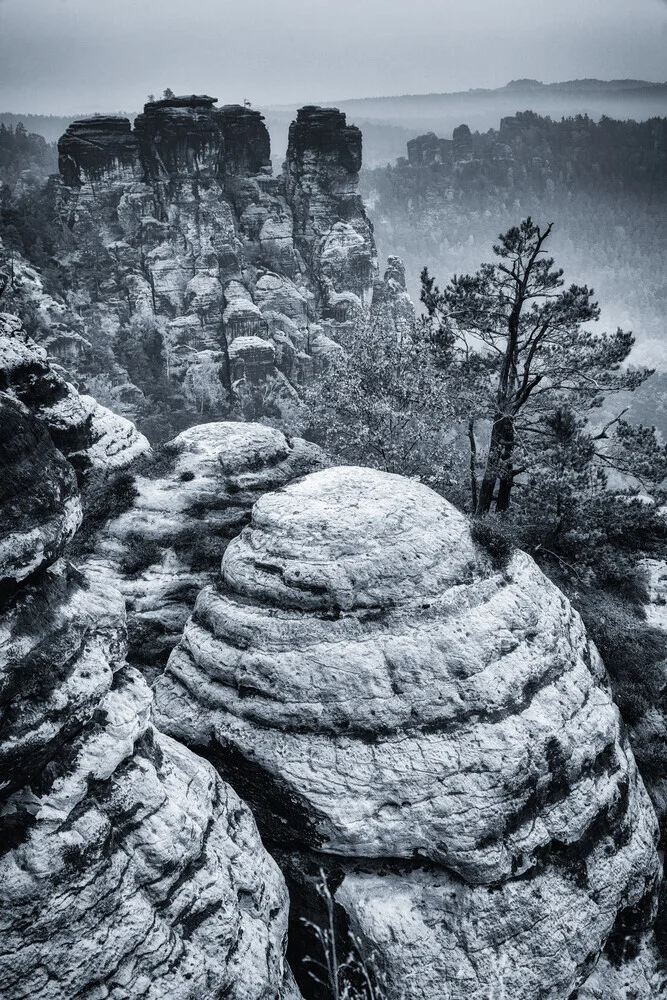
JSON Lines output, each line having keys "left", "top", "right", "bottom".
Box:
{"left": 79, "top": 421, "right": 325, "bottom": 680}
{"left": 154, "top": 465, "right": 661, "bottom": 1000}
{"left": 0, "top": 397, "right": 299, "bottom": 999}
{"left": 54, "top": 95, "right": 407, "bottom": 417}
{"left": 0, "top": 394, "right": 80, "bottom": 586}
{"left": 0, "top": 312, "right": 150, "bottom": 474}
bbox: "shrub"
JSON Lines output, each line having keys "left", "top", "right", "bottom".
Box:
{"left": 119, "top": 534, "right": 163, "bottom": 578}
{"left": 69, "top": 469, "right": 138, "bottom": 556}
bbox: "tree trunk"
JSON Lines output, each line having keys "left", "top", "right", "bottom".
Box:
{"left": 468, "top": 418, "right": 478, "bottom": 512}
{"left": 495, "top": 414, "right": 516, "bottom": 512}
{"left": 476, "top": 416, "right": 504, "bottom": 514}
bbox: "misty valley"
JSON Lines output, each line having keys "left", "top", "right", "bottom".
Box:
{"left": 1, "top": 66, "right": 667, "bottom": 1000}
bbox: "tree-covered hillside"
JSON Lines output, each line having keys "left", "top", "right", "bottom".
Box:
{"left": 361, "top": 113, "right": 667, "bottom": 429}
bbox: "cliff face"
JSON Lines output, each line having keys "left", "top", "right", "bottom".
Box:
{"left": 55, "top": 96, "right": 401, "bottom": 421}
{"left": 0, "top": 312, "right": 150, "bottom": 474}
{"left": 154, "top": 465, "right": 662, "bottom": 1000}
{"left": 0, "top": 392, "right": 300, "bottom": 999}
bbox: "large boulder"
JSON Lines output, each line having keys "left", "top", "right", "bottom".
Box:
{"left": 154, "top": 465, "right": 661, "bottom": 1000}
{"left": 0, "top": 387, "right": 299, "bottom": 1000}
{"left": 79, "top": 421, "right": 325, "bottom": 680}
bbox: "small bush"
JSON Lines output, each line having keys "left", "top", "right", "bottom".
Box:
{"left": 119, "top": 534, "right": 163, "bottom": 578}
{"left": 69, "top": 469, "right": 139, "bottom": 555}
{"left": 471, "top": 516, "right": 515, "bottom": 570}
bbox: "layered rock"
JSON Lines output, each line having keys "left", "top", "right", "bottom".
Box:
{"left": 78, "top": 421, "right": 324, "bottom": 680}
{"left": 0, "top": 312, "right": 150, "bottom": 474}
{"left": 58, "top": 115, "right": 140, "bottom": 186}
{"left": 0, "top": 394, "right": 81, "bottom": 586}
{"left": 0, "top": 383, "right": 299, "bottom": 998}
{"left": 154, "top": 466, "right": 661, "bottom": 1000}
{"left": 54, "top": 95, "right": 402, "bottom": 422}
{"left": 284, "top": 107, "right": 376, "bottom": 325}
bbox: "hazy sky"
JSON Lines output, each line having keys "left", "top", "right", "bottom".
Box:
{"left": 1, "top": 0, "right": 666, "bottom": 114}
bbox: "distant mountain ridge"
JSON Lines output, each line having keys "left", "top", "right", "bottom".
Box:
{"left": 2, "top": 79, "right": 667, "bottom": 166}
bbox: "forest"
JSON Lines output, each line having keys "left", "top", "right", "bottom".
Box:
{"left": 361, "top": 112, "right": 667, "bottom": 432}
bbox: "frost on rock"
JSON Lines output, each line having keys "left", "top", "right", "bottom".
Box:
{"left": 154, "top": 465, "right": 662, "bottom": 1000}
{"left": 79, "top": 420, "right": 325, "bottom": 681}
{"left": 0, "top": 396, "right": 300, "bottom": 1000}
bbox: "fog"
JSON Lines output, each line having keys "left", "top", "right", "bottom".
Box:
{"left": 0, "top": 0, "right": 666, "bottom": 114}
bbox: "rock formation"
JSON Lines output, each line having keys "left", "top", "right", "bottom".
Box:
{"left": 79, "top": 420, "right": 324, "bottom": 681}
{"left": 0, "top": 391, "right": 300, "bottom": 999}
{"left": 406, "top": 132, "right": 453, "bottom": 166}
{"left": 154, "top": 465, "right": 661, "bottom": 1000}
{"left": 53, "top": 95, "right": 408, "bottom": 422}
{"left": 0, "top": 312, "right": 150, "bottom": 474}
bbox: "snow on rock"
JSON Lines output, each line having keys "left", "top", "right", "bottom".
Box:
{"left": 0, "top": 398, "right": 300, "bottom": 1000}
{"left": 79, "top": 421, "right": 325, "bottom": 680}
{"left": 0, "top": 394, "right": 81, "bottom": 586}
{"left": 0, "top": 312, "right": 150, "bottom": 473}
{"left": 154, "top": 465, "right": 661, "bottom": 1000}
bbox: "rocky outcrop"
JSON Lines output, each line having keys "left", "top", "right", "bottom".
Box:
{"left": 154, "top": 465, "right": 661, "bottom": 1000}
{"left": 0, "top": 312, "right": 150, "bottom": 474}
{"left": 371, "top": 255, "right": 415, "bottom": 335}
{"left": 406, "top": 132, "right": 453, "bottom": 166}
{"left": 78, "top": 421, "right": 324, "bottom": 681}
{"left": 284, "top": 107, "right": 376, "bottom": 325}
{"left": 58, "top": 115, "right": 140, "bottom": 186}
{"left": 54, "top": 95, "right": 404, "bottom": 423}
{"left": 0, "top": 382, "right": 299, "bottom": 998}
{"left": 452, "top": 123, "right": 474, "bottom": 159}
{"left": 0, "top": 394, "right": 81, "bottom": 587}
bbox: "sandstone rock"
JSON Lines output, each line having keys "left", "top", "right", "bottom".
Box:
{"left": 0, "top": 397, "right": 299, "bottom": 1000}
{"left": 0, "top": 313, "right": 150, "bottom": 473}
{"left": 0, "top": 394, "right": 80, "bottom": 586}
{"left": 406, "top": 132, "right": 453, "bottom": 166}
{"left": 223, "top": 281, "right": 268, "bottom": 340}
{"left": 283, "top": 106, "right": 377, "bottom": 321}
{"left": 254, "top": 272, "right": 310, "bottom": 322}
{"left": 332, "top": 839, "right": 658, "bottom": 1000}
{"left": 79, "top": 421, "right": 324, "bottom": 681}
{"left": 58, "top": 115, "right": 140, "bottom": 186}
{"left": 154, "top": 465, "right": 661, "bottom": 1000}
{"left": 55, "top": 96, "right": 401, "bottom": 416}
{"left": 371, "top": 255, "right": 416, "bottom": 335}
{"left": 453, "top": 123, "right": 474, "bottom": 159}
{"left": 229, "top": 336, "right": 277, "bottom": 383}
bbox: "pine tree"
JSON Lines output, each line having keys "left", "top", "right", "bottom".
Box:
{"left": 422, "top": 217, "right": 654, "bottom": 513}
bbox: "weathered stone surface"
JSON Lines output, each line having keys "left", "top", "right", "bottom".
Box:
{"left": 58, "top": 115, "right": 140, "bottom": 186}
{"left": 372, "top": 255, "right": 415, "bottom": 335}
{"left": 0, "top": 313, "right": 150, "bottom": 473}
{"left": 55, "top": 96, "right": 395, "bottom": 419}
{"left": 154, "top": 465, "right": 661, "bottom": 1000}
{"left": 333, "top": 842, "right": 658, "bottom": 1000}
{"left": 79, "top": 421, "right": 324, "bottom": 680}
{"left": 0, "top": 395, "right": 80, "bottom": 586}
{"left": 406, "top": 131, "right": 453, "bottom": 166}
{"left": 229, "top": 336, "right": 277, "bottom": 383}
{"left": 284, "top": 106, "right": 377, "bottom": 321}
{"left": 0, "top": 402, "right": 300, "bottom": 1000}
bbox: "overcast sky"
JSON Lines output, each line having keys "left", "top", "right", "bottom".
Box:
{"left": 1, "top": 0, "right": 666, "bottom": 115}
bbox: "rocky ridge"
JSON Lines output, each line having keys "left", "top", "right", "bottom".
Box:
{"left": 154, "top": 465, "right": 662, "bottom": 1000}
{"left": 79, "top": 420, "right": 325, "bottom": 681}
{"left": 53, "top": 96, "right": 408, "bottom": 422}
{"left": 0, "top": 392, "right": 301, "bottom": 998}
